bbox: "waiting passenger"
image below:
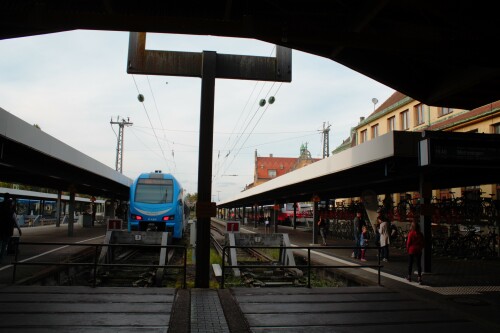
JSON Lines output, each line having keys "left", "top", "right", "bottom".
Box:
{"left": 378, "top": 214, "right": 390, "bottom": 262}
{"left": 0, "top": 194, "right": 22, "bottom": 263}
{"left": 359, "top": 225, "right": 369, "bottom": 261}
{"left": 406, "top": 221, "right": 425, "bottom": 284}
{"left": 318, "top": 217, "right": 328, "bottom": 245}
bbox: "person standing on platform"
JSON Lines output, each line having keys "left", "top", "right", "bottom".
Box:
{"left": 318, "top": 216, "right": 328, "bottom": 245}
{"left": 359, "top": 225, "right": 369, "bottom": 261}
{"left": 378, "top": 214, "right": 390, "bottom": 262}
{"left": 0, "top": 193, "right": 22, "bottom": 263}
{"left": 406, "top": 221, "right": 425, "bottom": 284}
{"left": 352, "top": 211, "right": 365, "bottom": 259}
{"left": 264, "top": 216, "right": 270, "bottom": 234}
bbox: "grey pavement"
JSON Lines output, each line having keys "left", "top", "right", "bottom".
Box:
{"left": 191, "top": 289, "right": 230, "bottom": 333}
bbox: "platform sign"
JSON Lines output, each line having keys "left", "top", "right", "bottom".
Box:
{"left": 420, "top": 133, "right": 500, "bottom": 167}
{"left": 227, "top": 221, "right": 240, "bottom": 233}
{"left": 107, "top": 218, "right": 122, "bottom": 230}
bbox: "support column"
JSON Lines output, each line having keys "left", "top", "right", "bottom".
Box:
{"left": 68, "top": 191, "right": 75, "bottom": 237}
{"left": 273, "top": 201, "right": 278, "bottom": 233}
{"left": 253, "top": 205, "right": 257, "bottom": 228}
{"left": 293, "top": 202, "right": 297, "bottom": 230}
{"left": 312, "top": 201, "right": 319, "bottom": 244}
{"left": 419, "top": 174, "right": 432, "bottom": 273}
{"left": 195, "top": 51, "right": 216, "bottom": 288}
{"left": 56, "top": 190, "right": 62, "bottom": 227}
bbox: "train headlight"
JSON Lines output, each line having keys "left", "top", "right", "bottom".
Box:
{"left": 131, "top": 214, "right": 143, "bottom": 220}
{"left": 162, "top": 215, "right": 175, "bottom": 221}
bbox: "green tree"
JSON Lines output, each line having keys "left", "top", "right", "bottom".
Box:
{"left": 185, "top": 193, "right": 197, "bottom": 207}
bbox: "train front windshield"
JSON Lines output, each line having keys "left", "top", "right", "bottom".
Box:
{"left": 135, "top": 178, "right": 174, "bottom": 204}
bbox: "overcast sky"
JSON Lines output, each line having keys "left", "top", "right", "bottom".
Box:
{"left": 0, "top": 30, "right": 394, "bottom": 202}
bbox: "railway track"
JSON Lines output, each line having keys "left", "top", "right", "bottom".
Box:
{"left": 97, "top": 245, "right": 179, "bottom": 287}
{"left": 210, "top": 219, "right": 304, "bottom": 287}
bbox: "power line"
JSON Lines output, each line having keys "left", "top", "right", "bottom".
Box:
{"left": 146, "top": 75, "right": 176, "bottom": 170}
{"left": 213, "top": 46, "right": 278, "bottom": 181}
{"left": 218, "top": 82, "right": 283, "bottom": 178}
{"left": 128, "top": 127, "right": 176, "bottom": 164}
{"left": 131, "top": 75, "right": 173, "bottom": 173}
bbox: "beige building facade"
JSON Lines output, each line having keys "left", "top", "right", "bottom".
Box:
{"left": 337, "top": 91, "right": 500, "bottom": 206}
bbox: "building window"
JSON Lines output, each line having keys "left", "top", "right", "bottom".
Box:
{"left": 268, "top": 169, "right": 277, "bottom": 178}
{"left": 439, "top": 107, "right": 453, "bottom": 117}
{"left": 415, "top": 104, "right": 425, "bottom": 125}
{"left": 371, "top": 124, "right": 379, "bottom": 138}
{"left": 388, "top": 116, "right": 395, "bottom": 131}
{"left": 493, "top": 123, "right": 500, "bottom": 134}
{"left": 400, "top": 110, "right": 409, "bottom": 130}
{"left": 360, "top": 130, "right": 367, "bottom": 143}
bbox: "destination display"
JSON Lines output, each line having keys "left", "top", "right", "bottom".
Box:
{"left": 420, "top": 134, "right": 500, "bottom": 167}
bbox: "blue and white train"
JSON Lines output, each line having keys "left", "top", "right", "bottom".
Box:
{"left": 128, "top": 171, "right": 186, "bottom": 239}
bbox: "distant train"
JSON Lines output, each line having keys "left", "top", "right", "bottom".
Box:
{"left": 0, "top": 187, "right": 105, "bottom": 226}
{"left": 128, "top": 171, "right": 186, "bottom": 239}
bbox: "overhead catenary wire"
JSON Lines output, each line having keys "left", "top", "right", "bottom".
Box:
{"left": 217, "top": 45, "right": 277, "bottom": 157}
{"left": 128, "top": 122, "right": 175, "bottom": 167}
{"left": 131, "top": 75, "right": 173, "bottom": 173}
{"left": 213, "top": 46, "right": 278, "bottom": 180}
{"left": 146, "top": 75, "right": 176, "bottom": 171}
{"left": 217, "top": 82, "right": 283, "bottom": 179}
{"left": 212, "top": 81, "right": 269, "bottom": 180}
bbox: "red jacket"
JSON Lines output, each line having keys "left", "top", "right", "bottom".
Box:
{"left": 406, "top": 230, "right": 424, "bottom": 254}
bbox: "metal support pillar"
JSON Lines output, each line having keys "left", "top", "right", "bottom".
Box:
{"left": 56, "top": 190, "right": 62, "bottom": 227}
{"left": 312, "top": 201, "right": 319, "bottom": 244}
{"left": 68, "top": 191, "right": 75, "bottom": 237}
{"left": 274, "top": 201, "right": 278, "bottom": 233}
{"left": 293, "top": 202, "right": 297, "bottom": 229}
{"left": 126, "top": 31, "right": 291, "bottom": 288}
{"left": 419, "top": 174, "right": 432, "bottom": 273}
{"left": 195, "top": 51, "right": 216, "bottom": 288}
{"left": 253, "top": 205, "right": 257, "bottom": 228}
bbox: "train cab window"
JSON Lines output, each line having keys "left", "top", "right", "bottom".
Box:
{"left": 135, "top": 178, "right": 173, "bottom": 204}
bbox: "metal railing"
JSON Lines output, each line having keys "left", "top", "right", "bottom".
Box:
{"left": 11, "top": 242, "right": 187, "bottom": 288}
{"left": 221, "top": 245, "right": 383, "bottom": 289}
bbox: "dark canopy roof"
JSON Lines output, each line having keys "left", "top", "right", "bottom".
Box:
{"left": 1, "top": 0, "right": 499, "bottom": 110}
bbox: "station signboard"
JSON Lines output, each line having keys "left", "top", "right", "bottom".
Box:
{"left": 419, "top": 133, "right": 500, "bottom": 167}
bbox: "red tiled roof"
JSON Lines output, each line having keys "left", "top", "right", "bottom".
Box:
{"left": 368, "top": 91, "right": 406, "bottom": 118}
{"left": 256, "top": 157, "right": 297, "bottom": 179}
{"left": 427, "top": 101, "right": 500, "bottom": 131}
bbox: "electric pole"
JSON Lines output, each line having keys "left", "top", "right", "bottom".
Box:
{"left": 110, "top": 116, "right": 133, "bottom": 173}
{"left": 322, "top": 121, "right": 331, "bottom": 158}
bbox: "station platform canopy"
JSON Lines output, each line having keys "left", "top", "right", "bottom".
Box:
{"left": 0, "top": 107, "right": 132, "bottom": 200}
{"left": 218, "top": 131, "right": 500, "bottom": 207}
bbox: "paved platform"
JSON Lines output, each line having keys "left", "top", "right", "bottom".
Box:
{"left": 0, "top": 224, "right": 108, "bottom": 285}
{"left": 0, "top": 285, "right": 174, "bottom": 332}
{"left": 0, "top": 222, "right": 499, "bottom": 332}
